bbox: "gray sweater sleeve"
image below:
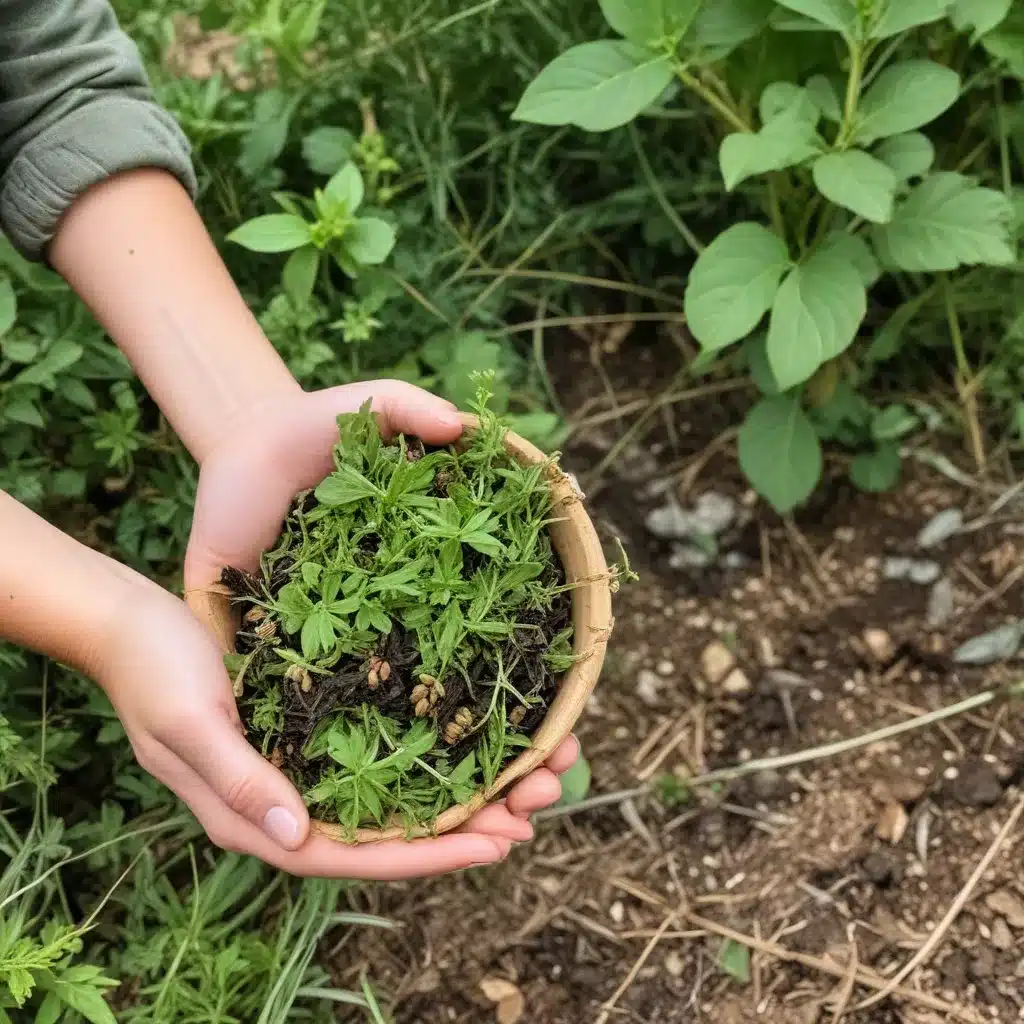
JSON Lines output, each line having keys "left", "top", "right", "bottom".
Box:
{"left": 0, "top": 0, "right": 198, "bottom": 261}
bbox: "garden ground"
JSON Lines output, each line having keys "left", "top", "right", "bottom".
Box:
{"left": 336, "top": 327, "right": 1024, "bottom": 1024}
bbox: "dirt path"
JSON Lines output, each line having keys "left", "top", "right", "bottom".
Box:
{"left": 334, "top": 332, "right": 1024, "bottom": 1023}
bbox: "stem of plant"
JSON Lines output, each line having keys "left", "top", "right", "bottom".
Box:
{"left": 943, "top": 277, "right": 986, "bottom": 470}
{"left": 675, "top": 67, "right": 750, "bottom": 135}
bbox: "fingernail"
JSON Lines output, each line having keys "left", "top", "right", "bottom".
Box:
{"left": 263, "top": 806, "right": 299, "bottom": 847}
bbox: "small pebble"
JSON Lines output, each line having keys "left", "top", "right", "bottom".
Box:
{"left": 636, "top": 669, "right": 661, "bottom": 706}
{"left": 701, "top": 641, "right": 736, "bottom": 684}
{"left": 950, "top": 759, "right": 1004, "bottom": 807}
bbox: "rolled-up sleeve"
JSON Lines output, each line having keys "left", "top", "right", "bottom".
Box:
{"left": 0, "top": 0, "right": 197, "bottom": 261}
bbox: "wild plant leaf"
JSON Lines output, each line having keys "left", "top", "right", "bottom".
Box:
{"left": 301, "top": 562, "right": 324, "bottom": 588}
{"left": 767, "top": 247, "right": 866, "bottom": 390}
{"left": 805, "top": 74, "right": 842, "bottom": 121}
{"left": 327, "top": 722, "right": 369, "bottom": 771}
{"left": 282, "top": 245, "right": 320, "bottom": 305}
{"left": 850, "top": 443, "right": 902, "bottom": 491}
{"left": 345, "top": 218, "right": 397, "bottom": 266}
{"left": 324, "top": 163, "right": 364, "bottom": 211}
{"left": 599, "top": 0, "right": 703, "bottom": 45}
{"left": 719, "top": 939, "right": 751, "bottom": 983}
{"left": 464, "top": 531, "right": 505, "bottom": 557}
{"left": 691, "top": 0, "right": 774, "bottom": 53}
{"left": 738, "top": 395, "right": 823, "bottom": 513}
{"left": 314, "top": 463, "right": 382, "bottom": 505}
{"left": 772, "top": 0, "right": 856, "bottom": 33}
{"left": 950, "top": 0, "right": 1011, "bottom": 39}
{"left": 874, "top": 132, "right": 935, "bottom": 180}
{"left": 684, "top": 223, "right": 791, "bottom": 351}
{"left": 871, "top": 0, "right": 953, "bottom": 37}
{"left": 227, "top": 213, "right": 311, "bottom": 252}
{"left": 871, "top": 173, "right": 1016, "bottom": 271}
{"left": 812, "top": 150, "right": 898, "bottom": 223}
{"left": 855, "top": 62, "right": 961, "bottom": 143}
{"left": 0, "top": 276, "right": 15, "bottom": 336}
{"left": 818, "top": 232, "right": 881, "bottom": 287}
{"left": 275, "top": 582, "right": 314, "bottom": 633}
{"left": 512, "top": 41, "right": 673, "bottom": 132}
{"left": 302, "top": 125, "right": 355, "bottom": 174}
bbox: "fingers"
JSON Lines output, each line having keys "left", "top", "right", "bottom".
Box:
{"left": 308, "top": 380, "right": 462, "bottom": 445}
{"left": 154, "top": 704, "right": 311, "bottom": 851}
{"left": 545, "top": 735, "right": 580, "bottom": 776}
{"left": 459, "top": 802, "right": 535, "bottom": 843}
{"left": 505, "top": 768, "right": 562, "bottom": 819}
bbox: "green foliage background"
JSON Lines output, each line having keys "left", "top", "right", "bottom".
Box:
{"left": 2, "top": 0, "right": 1023, "bottom": 1019}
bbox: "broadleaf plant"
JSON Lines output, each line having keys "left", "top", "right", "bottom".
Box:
{"left": 515, "top": 0, "right": 1019, "bottom": 513}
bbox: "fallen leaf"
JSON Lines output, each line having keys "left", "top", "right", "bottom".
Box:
{"left": 875, "top": 801, "right": 909, "bottom": 844}
{"left": 480, "top": 978, "right": 525, "bottom": 1024}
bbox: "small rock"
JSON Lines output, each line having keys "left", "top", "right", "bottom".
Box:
{"left": 664, "top": 951, "right": 685, "bottom": 978}
{"left": 701, "top": 641, "right": 736, "bottom": 684}
{"left": 991, "top": 917, "right": 1014, "bottom": 951}
{"left": 926, "top": 577, "right": 955, "bottom": 628}
{"left": 636, "top": 669, "right": 661, "bottom": 706}
{"left": 669, "top": 543, "right": 715, "bottom": 570}
{"left": 908, "top": 559, "right": 941, "bottom": 585}
{"left": 985, "top": 889, "right": 1024, "bottom": 929}
{"left": 950, "top": 759, "right": 1004, "bottom": 807}
{"left": 918, "top": 508, "right": 964, "bottom": 548}
{"left": 863, "top": 628, "right": 895, "bottom": 664}
{"left": 722, "top": 551, "right": 751, "bottom": 569}
{"left": 722, "top": 667, "right": 752, "bottom": 696}
{"left": 646, "top": 500, "right": 696, "bottom": 540}
{"left": 480, "top": 979, "right": 524, "bottom": 1024}
{"left": 953, "top": 621, "right": 1024, "bottom": 665}
{"left": 413, "top": 968, "right": 442, "bottom": 994}
{"left": 609, "top": 901, "right": 625, "bottom": 925}
{"left": 969, "top": 947, "right": 996, "bottom": 981}
{"left": 862, "top": 850, "right": 898, "bottom": 887}
{"left": 883, "top": 556, "right": 913, "bottom": 580}
{"left": 657, "top": 659, "right": 675, "bottom": 676}
{"left": 875, "top": 802, "right": 909, "bottom": 844}
{"left": 692, "top": 491, "right": 737, "bottom": 535}
{"left": 751, "top": 769, "right": 785, "bottom": 801}
{"left": 870, "top": 775, "right": 926, "bottom": 805}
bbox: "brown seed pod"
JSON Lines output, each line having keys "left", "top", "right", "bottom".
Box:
{"left": 285, "top": 663, "right": 312, "bottom": 693}
{"left": 255, "top": 619, "right": 277, "bottom": 640}
{"left": 443, "top": 723, "right": 462, "bottom": 745}
{"left": 433, "top": 681, "right": 446, "bottom": 701}
{"left": 269, "top": 746, "right": 284, "bottom": 768}
{"left": 419, "top": 674, "right": 437, "bottom": 687}
{"left": 379, "top": 660, "right": 391, "bottom": 682}
{"left": 415, "top": 698, "right": 431, "bottom": 718}
{"left": 455, "top": 707, "right": 473, "bottom": 728}
{"left": 410, "top": 684, "right": 428, "bottom": 704}
{"left": 243, "top": 606, "right": 267, "bottom": 625}
{"left": 509, "top": 706, "right": 526, "bottom": 727}
{"left": 368, "top": 669, "right": 380, "bottom": 689}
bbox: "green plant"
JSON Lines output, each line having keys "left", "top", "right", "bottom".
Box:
{"left": 515, "top": 0, "right": 1022, "bottom": 511}
{"left": 222, "top": 380, "right": 598, "bottom": 837}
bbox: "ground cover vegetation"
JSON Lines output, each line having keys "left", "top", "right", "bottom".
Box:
{"left": 1, "top": 0, "right": 1022, "bottom": 1020}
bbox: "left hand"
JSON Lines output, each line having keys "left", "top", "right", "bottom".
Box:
{"left": 183, "top": 380, "right": 577, "bottom": 877}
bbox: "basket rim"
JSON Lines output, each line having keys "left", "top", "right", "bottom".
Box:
{"left": 184, "top": 411, "right": 613, "bottom": 843}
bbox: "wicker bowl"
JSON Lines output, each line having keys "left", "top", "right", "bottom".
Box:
{"left": 185, "top": 412, "right": 613, "bottom": 842}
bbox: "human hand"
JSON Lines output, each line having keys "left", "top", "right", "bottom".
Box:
{"left": 175, "top": 380, "right": 578, "bottom": 876}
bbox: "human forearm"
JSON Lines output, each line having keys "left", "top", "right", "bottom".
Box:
{"left": 0, "top": 490, "right": 147, "bottom": 674}
{"left": 49, "top": 168, "right": 300, "bottom": 463}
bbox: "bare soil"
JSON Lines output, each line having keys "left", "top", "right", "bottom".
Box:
{"left": 332, "top": 329, "right": 1024, "bottom": 1023}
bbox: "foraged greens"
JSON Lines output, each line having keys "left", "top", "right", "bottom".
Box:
{"left": 222, "top": 381, "right": 576, "bottom": 838}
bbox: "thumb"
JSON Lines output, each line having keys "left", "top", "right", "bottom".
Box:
{"left": 166, "top": 708, "right": 311, "bottom": 850}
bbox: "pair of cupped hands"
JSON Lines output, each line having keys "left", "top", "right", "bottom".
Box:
{"left": 100, "top": 380, "right": 577, "bottom": 879}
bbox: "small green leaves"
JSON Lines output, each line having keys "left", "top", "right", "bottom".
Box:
{"left": 738, "top": 395, "right": 823, "bottom": 513}
{"left": 872, "top": 173, "right": 1016, "bottom": 271}
{"left": 302, "top": 125, "right": 355, "bottom": 175}
{"left": 345, "top": 218, "right": 397, "bottom": 265}
{"left": 325, "top": 162, "right": 365, "bottom": 211}
{"left": 282, "top": 246, "right": 320, "bottom": 305}
{"left": 599, "top": 0, "right": 703, "bottom": 46}
{"left": 719, "top": 86, "right": 820, "bottom": 189}
{"left": 871, "top": 0, "right": 953, "bottom": 38}
{"left": 511, "top": 41, "right": 673, "bottom": 132}
{"left": 772, "top": 0, "right": 856, "bottom": 34}
{"left": 0, "top": 276, "right": 15, "bottom": 337}
{"left": 228, "top": 213, "right": 312, "bottom": 253}
{"left": 812, "top": 150, "right": 898, "bottom": 223}
{"left": 684, "top": 223, "right": 790, "bottom": 351}
{"left": 718, "top": 939, "right": 751, "bottom": 984}
{"left": 767, "top": 247, "right": 866, "bottom": 390}
{"left": 874, "top": 132, "right": 935, "bottom": 180}
{"left": 851, "top": 444, "right": 902, "bottom": 491}
{"left": 557, "top": 754, "right": 592, "bottom": 806}
{"left": 691, "top": 0, "right": 775, "bottom": 53}
{"left": 855, "top": 62, "right": 961, "bottom": 143}
{"left": 950, "top": 0, "right": 1011, "bottom": 40}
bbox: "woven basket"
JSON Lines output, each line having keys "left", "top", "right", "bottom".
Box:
{"left": 185, "top": 412, "right": 613, "bottom": 842}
